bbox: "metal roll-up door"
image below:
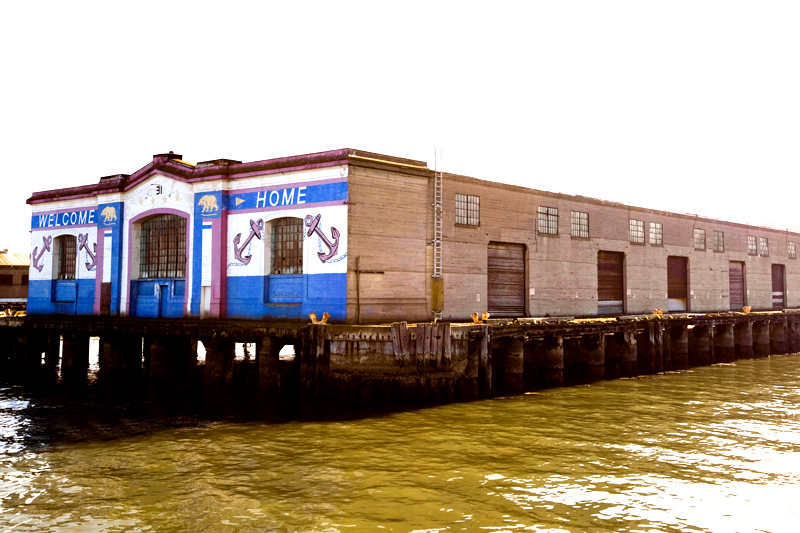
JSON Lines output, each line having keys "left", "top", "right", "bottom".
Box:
{"left": 667, "top": 256, "right": 688, "bottom": 312}
{"left": 729, "top": 261, "right": 745, "bottom": 311}
{"left": 597, "top": 251, "right": 624, "bottom": 314}
{"left": 772, "top": 264, "right": 785, "bottom": 309}
{"left": 487, "top": 242, "right": 525, "bottom": 317}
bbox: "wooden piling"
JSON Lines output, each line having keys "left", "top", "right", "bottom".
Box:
{"left": 734, "top": 321, "right": 754, "bottom": 360}
{"left": 714, "top": 324, "right": 735, "bottom": 363}
{"left": 753, "top": 321, "right": 771, "bottom": 358}
{"left": 770, "top": 318, "right": 788, "bottom": 355}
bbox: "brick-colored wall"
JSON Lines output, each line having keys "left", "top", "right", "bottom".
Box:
{"left": 346, "top": 162, "right": 799, "bottom": 323}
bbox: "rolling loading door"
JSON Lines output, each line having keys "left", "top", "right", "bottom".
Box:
{"left": 667, "top": 256, "right": 688, "bottom": 312}
{"left": 729, "top": 261, "right": 745, "bottom": 311}
{"left": 772, "top": 264, "right": 785, "bottom": 309}
{"left": 597, "top": 251, "right": 624, "bottom": 314}
{"left": 487, "top": 242, "right": 525, "bottom": 317}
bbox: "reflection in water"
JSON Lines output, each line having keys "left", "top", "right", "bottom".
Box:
{"left": 0, "top": 355, "right": 799, "bottom": 532}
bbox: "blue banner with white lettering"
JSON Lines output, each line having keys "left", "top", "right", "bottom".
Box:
{"left": 31, "top": 209, "right": 97, "bottom": 229}
{"left": 228, "top": 181, "right": 347, "bottom": 212}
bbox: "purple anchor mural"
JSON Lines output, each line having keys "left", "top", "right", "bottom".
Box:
{"left": 305, "top": 214, "right": 340, "bottom": 263}
{"left": 233, "top": 219, "right": 264, "bottom": 266}
{"left": 31, "top": 235, "right": 52, "bottom": 272}
{"left": 77, "top": 233, "right": 97, "bottom": 271}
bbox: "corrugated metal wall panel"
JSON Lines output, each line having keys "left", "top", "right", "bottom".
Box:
{"left": 597, "top": 251, "right": 624, "bottom": 314}
{"left": 729, "top": 261, "right": 745, "bottom": 310}
{"left": 487, "top": 242, "right": 525, "bottom": 317}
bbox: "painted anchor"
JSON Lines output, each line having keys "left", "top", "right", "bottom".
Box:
{"left": 233, "top": 219, "right": 263, "bottom": 265}
{"left": 77, "top": 233, "right": 97, "bottom": 271}
{"left": 305, "top": 214, "right": 340, "bottom": 263}
{"left": 31, "top": 235, "right": 52, "bottom": 272}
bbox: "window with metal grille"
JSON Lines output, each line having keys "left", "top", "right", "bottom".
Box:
{"left": 55, "top": 235, "right": 77, "bottom": 280}
{"left": 713, "top": 231, "right": 724, "bottom": 252}
{"left": 747, "top": 236, "right": 757, "bottom": 255}
{"left": 139, "top": 214, "right": 186, "bottom": 279}
{"left": 649, "top": 222, "right": 662, "bottom": 245}
{"left": 629, "top": 219, "right": 644, "bottom": 244}
{"left": 790, "top": 242, "right": 797, "bottom": 259}
{"left": 270, "top": 217, "right": 304, "bottom": 275}
{"left": 537, "top": 206, "right": 558, "bottom": 235}
{"left": 455, "top": 194, "right": 480, "bottom": 226}
{"left": 694, "top": 228, "right": 706, "bottom": 250}
{"left": 0, "top": 274, "right": 12, "bottom": 285}
{"left": 571, "top": 211, "right": 589, "bottom": 238}
{"left": 759, "top": 237, "right": 769, "bottom": 257}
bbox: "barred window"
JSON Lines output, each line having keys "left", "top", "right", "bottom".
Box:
{"left": 139, "top": 214, "right": 186, "bottom": 279}
{"left": 694, "top": 228, "right": 706, "bottom": 250}
{"left": 748, "top": 236, "right": 757, "bottom": 255}
{"left": 629, "top": 219, "right": 644, "bottom": 244}
{"left": 0, "top": 275, "right": 12, "bottom": 285}
{"left": 759, "top": 237, "right": 769, "bottom": 257}
{"left": 649, "top": 222, "right": 663, "bottom": 245}
{"left": 55, "top": 235, "right": 77, "bottom": 280}
{"left": 455, "top": 194, "right": 480, "bottom": 226}
{"left": 537, "top": 206, "right": 558, "bottom": 235}
{"left": 713, "top": 231, "right": 724, "bottom": 252}
{"left": 790, "top": 242, "right": 797, "bottom": 259}
{"left": 270, "top": 217, "right": 304, "bottom": 275}
{"left": 571, "top": 211, "right": 589, "bottom": 238}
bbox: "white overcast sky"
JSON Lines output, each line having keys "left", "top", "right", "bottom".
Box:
{"left": 1, "top": 1, "right": 798, "bottom": 253}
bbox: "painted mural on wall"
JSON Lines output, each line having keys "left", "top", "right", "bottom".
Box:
{"left": 31, "top": 235, "right": 52, "bottom": 272}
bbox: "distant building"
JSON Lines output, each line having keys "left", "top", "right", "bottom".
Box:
{"left": 0, "top": 252, "right": 29, "bottom": 313}
{"left": 26, "top": 149, "right": 800, "bottom": 322}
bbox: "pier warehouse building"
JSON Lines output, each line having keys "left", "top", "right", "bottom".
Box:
{"left": 27, "top": 149, "right": 799, "bottom": 323}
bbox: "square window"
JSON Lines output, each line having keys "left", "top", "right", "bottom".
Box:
{"left": 747, "top": 236, "right": 757, "bottom": 255}
{"left": 571, "top": 211, "right": 589, "bottom": 238}
{"left": 0, "top": 274, "right": 12, "bottom": 285}
{"left": 455, "top": 194, "right": 480, "bottom": 226}
{"left": 694, "top": 228, "right": 706, "bottom": 250}
{"left": 649, "top": 222, "right": 662, "bottom": 245}
{"left": 538, "top": 206, "right": 558, "bottom": 235}
{"left": 790, "top": 242, "right": 796, "bottom": 259}
{"left": 629, "top": 219, "right": 644, "bottom": 244}
{"left": 759, "top": 237, "right": 769, "bottom": 257}
{"left": 713, "top": 231, "right": 724, "bottom": 252}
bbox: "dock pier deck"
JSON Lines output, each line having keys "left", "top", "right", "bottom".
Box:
{"left": 1, "top": 311, "right": 798, "bottom": 402}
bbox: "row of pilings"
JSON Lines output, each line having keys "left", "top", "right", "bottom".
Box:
{"left": 0, "top": 312, "right": 798, "bottom": 404}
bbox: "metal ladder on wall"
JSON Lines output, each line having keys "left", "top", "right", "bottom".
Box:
{"left": 433, "top": 163, "right": 443, "bottom": 321}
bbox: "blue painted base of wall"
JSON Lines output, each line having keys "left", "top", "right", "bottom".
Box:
{"left": 130, "top": 279, "right": 186, "bottom": 318}
{"left": 27, "top": 279, "right": 96, "bottom": 315}
{"left": 227, "top": 273, "right": 346, "bottom": 322}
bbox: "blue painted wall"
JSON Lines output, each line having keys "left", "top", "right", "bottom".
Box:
{"left": 28, "top": 280, "right": 96, "bottom": 315}
{"left": 227, "top": 273, "right": 346, "bottom": 322}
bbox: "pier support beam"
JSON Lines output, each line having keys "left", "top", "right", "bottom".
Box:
{"left": 542, "top": 334, "right": 564, "bottom": 387}
{"left": 788, "top": 317, "right": 800, "bottom": 354}
{"left": 606, "top": 330, "right": 636, "bottom": 378}
{"left": 636, "top": 322, "right": 663, "bottom": 375}
{"left": 202, "top": 334, "right": 234, "bottom": 394}
{"left": 100, "top": 333, "right": 126, "bottom": 385}
{"left": 667, "top": 325, "right": 689, "bottom": 370}
{"left": 257, "top": 335, "right": 281, "bottom": 396}
{"left": 43, "top": 329, "right": 60, "bottom": 382}
{"left": 580, "top": 333, "right": 606, "bottom": 382}
{"left": 459, "top": 337, "right": 481, "bottom": 399}
{"left": 149, "top": 335, "right": 195, "bottom": 395}
{"left": 753, "top": 321, "right": 770, "bottom": 358}
{"left": 690, "top": 325, "right": 713, "bottom": 367}
{"left": 770, "top": 318, "right": 788, "bottom": 355}
{"left": 714, "top": 324, "right": 735, "bottom": 363}
{"left": 479, "top": 326, "right": 492, "bottom": 397}
{"left": 301, "top": 326, "right": 329, "bottom": 399}
{"left": 734, "top": 321, "right": 754, "bottom": 360}
{"left": 61, "top": 332, "right": 89, "bottom": 388}
{"left": 503, "top": 338, "right": 524, "bottom": 395}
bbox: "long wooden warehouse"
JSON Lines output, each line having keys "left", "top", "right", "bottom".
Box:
{"left": 26, "top": 149, "right": 799, "bottom": 323}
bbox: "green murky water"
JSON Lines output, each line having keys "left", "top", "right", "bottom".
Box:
{"left": 1, "top": 355, "right": 799, "bottom": 532}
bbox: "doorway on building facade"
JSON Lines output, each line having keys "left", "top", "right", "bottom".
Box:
{"left": 597, "top": 251, "right": 624, "bottom": 314}
{"left": 487, "top": 242, "right": 525, "bottom": 318}
{"left": 772, "top": 264, "right": 785, "bottom": 309}
{"left": 667, "top": 256, "right": 688, "bottom": 312}
{"left": 729, "top": 261, "right": 745, "bottom": 311}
